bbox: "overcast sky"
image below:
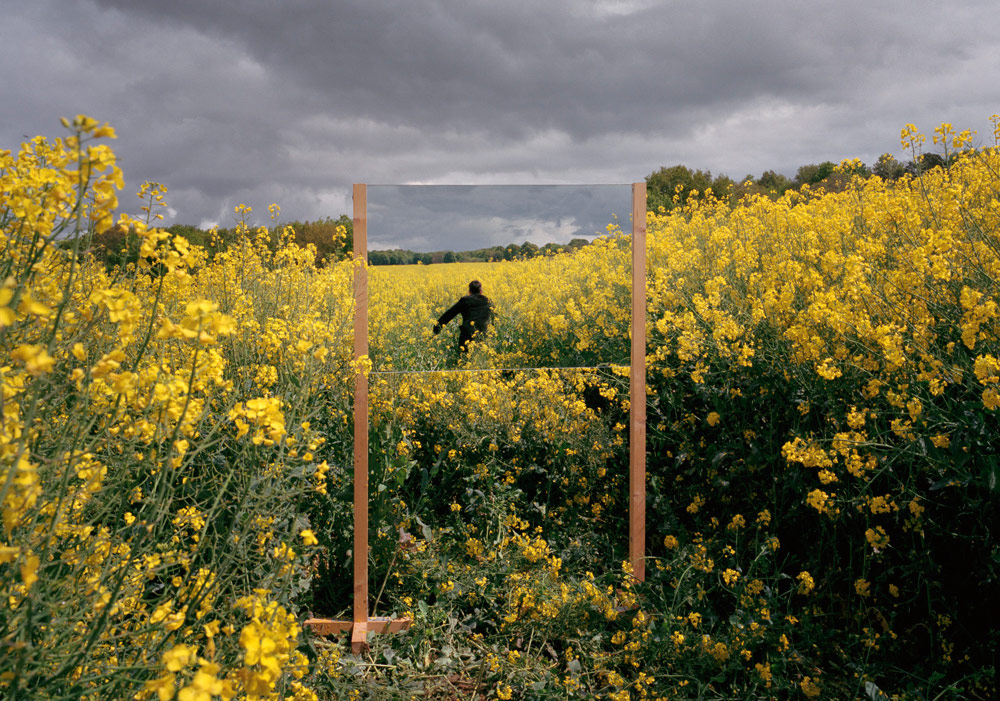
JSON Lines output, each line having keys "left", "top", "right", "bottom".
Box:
{"left": 4, "top": 0, "right": 999, "bottom": 240}
{"left": 367, "top": 185, "right": 632, "bottom": 250}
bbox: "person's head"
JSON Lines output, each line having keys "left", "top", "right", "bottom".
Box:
{"left": 468, "top": 280, "right": 482, "bottom": 295}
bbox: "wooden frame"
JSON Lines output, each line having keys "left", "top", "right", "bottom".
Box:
{"left": 630, "top": 182, "right": 647, "bottom": 581}
{"left": 306, "top": 182, "right": 647, "bottom": 652}
{"left": 304, "top": 184, "right": 412, "bottom": 653}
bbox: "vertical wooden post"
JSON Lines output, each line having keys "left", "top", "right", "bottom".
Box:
{"left": 352, "top": 184, "right": 369, "bottom": 651}
{"left": 630, "top": 182, "right": 647, "bottom": 582}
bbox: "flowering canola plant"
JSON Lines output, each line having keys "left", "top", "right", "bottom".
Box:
{"left": 1, "top": 118, "right": 353, "bottom": 700}
{"left": 3, "top": 116, "right": 1000, "bottom": 699}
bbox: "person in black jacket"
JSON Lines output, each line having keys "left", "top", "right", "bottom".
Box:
{"left": 433, "top": 280, "right": 493, "bottom": 354}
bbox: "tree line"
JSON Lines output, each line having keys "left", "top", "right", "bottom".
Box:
{"left": 88, "top": 215, "right": 355, "bottom": 270}
{"left": 645, "top": 151, "right": 943, "bottom": 212}
{"left": 89, "top": 217, "right": 594, "bottom": 269}
{"left": 88, "top": 148, "right": 954, "bottom": 270}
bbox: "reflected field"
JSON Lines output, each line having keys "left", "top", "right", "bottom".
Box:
{"left": 365, "top": 185, "right": 634, "bottom": 372}
{"left": 368, "top": 246, "right": 631, "bottom": 373}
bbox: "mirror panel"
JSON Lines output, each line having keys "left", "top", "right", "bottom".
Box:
{"left": 366, "top": 185, "right": 632, "bottom": 373}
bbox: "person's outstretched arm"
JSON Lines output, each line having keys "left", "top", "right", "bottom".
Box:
{"left": 434, "top": 298, "right": 465, "bottom": 333}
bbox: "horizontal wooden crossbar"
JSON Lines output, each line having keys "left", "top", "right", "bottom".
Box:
{"left": 304, "top": 616, "right": 412, "bottom": 635}
{"left": 305, "top": 617, "right": 412, "bottom": 652}
{"left": 370, "top": 363, "right": 629, "bottom": 376}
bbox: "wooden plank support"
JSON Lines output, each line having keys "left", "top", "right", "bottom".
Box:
{"left": 304, "top": 617, "right": 413, "bottom": 637}
{"left": 353, "top": 184, "right": 370, "bottom": 653}
{"left": 630, "top": 182, "right": 647, "bottom": 582}
{"left": 304, "top": 186, "right": 414, "bottom": 655}
{"left": 350, "top": 622, "right": 367, "bottom": 654}
{"left": 304, "top": 618, "right": 354, "bottom": 636}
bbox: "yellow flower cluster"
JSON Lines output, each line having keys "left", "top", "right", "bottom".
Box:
{"left": 2, "top": 118, "right": 349, "bottom": 698}
{"left": 235, "top": 591, "right": 312, "bottom": 698}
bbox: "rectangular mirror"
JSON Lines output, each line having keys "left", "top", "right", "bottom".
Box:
{"left": 365, "top": 185, "right": 633, "bottom": 373}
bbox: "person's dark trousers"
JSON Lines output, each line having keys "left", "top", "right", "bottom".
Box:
{"left": 458, "top": 326, "right": 476, "bottom": 353}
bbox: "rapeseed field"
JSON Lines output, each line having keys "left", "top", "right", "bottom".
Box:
{"left": 2, "top": 115, "right": 998, "bottom": 698}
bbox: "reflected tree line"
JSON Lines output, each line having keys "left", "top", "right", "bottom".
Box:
{"left": 367, "top": 237, "right": 592, "bottom": 265}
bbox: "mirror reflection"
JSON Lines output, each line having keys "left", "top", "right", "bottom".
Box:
{"left": 367, "top": 185, "right": 632, "bottom": 372}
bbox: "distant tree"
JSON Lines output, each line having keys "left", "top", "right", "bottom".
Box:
{"left": 442, "top": 251, "right": 458, "bottom": 263}
{"left": 504, "top": 243, "right": 519, "bottom": 261}
{"left": 645, "top": 165, "right": 734, "bottom": 211}
{"left": 872, "top": 153, "right": 906, "bottom": 180}
{"left": 368, "top": 248, "right": 419, "bottom": 265}
{"left": 166, "top": 224, "right": 209, "bottom": 248}
{"left": 520, "top": 242, "right": 539, "bottom": 258}
{"left": 289, "top": 215, "right": 352, "bottom": 265}
{"left": 646, "top": 165, "right": 714, "bottom": 211}
{"left": 567, "top": 238, "right": 589, "bottom": 249}
{"left": 757, "top": 170, "right": 794, "bottom": 195}
{"left": 91, "top": 223, "right": 141, "bottom": 269}
{"left": 794, "top": 161, "right": 837, "bottom": 188}
{"left": 708, "top": 173, "right": 735, "bottom": 198}
{"left": 906, "top": 152, "right": 947, "bottom": 176}
{"left": 841, "top": 160, "right": 871, "bottom": 178}
{"left": 338, "top": 214, "right": 354, "bottom": 252}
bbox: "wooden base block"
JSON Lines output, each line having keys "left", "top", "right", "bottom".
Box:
{"left": 350, "top": 622, "right": 368, "bottom": 654}
{"left": 304, "top": 616, "right": 412, "bottom": 654}
{"left": 303, "top": 618, "right": 353, "bottom": 635}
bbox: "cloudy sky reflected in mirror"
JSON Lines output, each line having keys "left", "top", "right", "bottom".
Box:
{"left": 367, "top": 185, "right": 632, "bottom": 252}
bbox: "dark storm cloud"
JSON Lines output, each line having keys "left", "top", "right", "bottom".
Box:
{"left": 3, "top": 0, "right": 999, "bottom": 232}
{"left": 81, "top": 0, "right": 880, "bottom": 137}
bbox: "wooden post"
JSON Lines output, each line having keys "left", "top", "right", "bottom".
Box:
{"left": 303, "top": 185, "right": 411, "bottom": 648}
{"left": 630, "top": 183, "right": 647, "bottom": 582}
{"left": 352, "top": 184, "right": 369, "bottom": 652}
